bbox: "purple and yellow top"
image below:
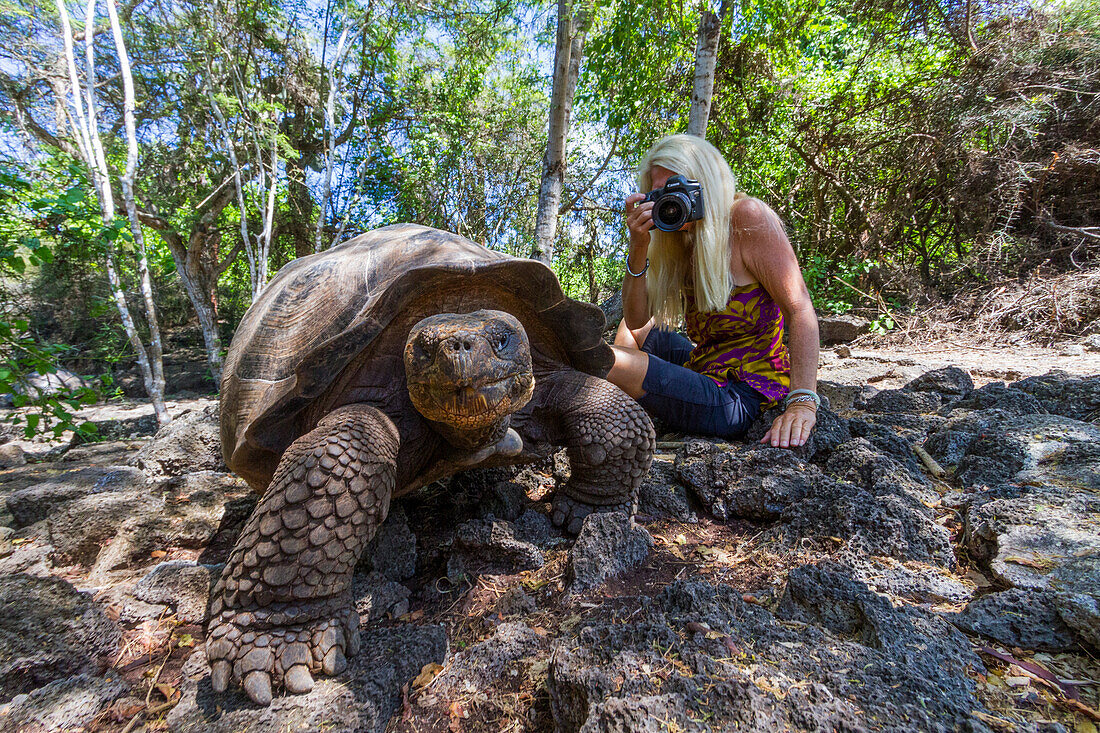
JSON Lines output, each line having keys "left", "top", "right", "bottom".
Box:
{"left": 683, "top": 282, "right": 791, "bottom": 407}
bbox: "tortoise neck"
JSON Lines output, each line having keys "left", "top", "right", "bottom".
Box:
{"left": 430, "top": 416, "right": 511, "bottom": 453}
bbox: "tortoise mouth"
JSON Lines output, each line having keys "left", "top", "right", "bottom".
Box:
{"left": 408, "top": 371, "right": 534, "bottom": 429}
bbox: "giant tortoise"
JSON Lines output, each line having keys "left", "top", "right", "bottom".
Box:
{"left": 209, "top": 224, "right": 655, "bottom": 704}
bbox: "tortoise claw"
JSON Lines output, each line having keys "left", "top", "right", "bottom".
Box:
{"left": 243, "top": 671, "right": 273, "bottom": 705}
{"left": 285, "top": 665, "right": 315, "bottom": 694}
{"left": 211, "top": 660, "right": 231, "bottom": 693}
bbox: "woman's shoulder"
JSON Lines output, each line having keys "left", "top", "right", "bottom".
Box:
{"left": 730, "top": 195, "right": 776, "bottom": 230}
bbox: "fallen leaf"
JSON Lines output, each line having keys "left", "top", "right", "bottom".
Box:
{"left": 674, "top": 534, "right": 687, "bottom": 545}
{"left": 150, "top": 550, "right": 167, "bottom": 559}
{"left": 1004, "top": 555, "right": 1055, "bottom": 571}
{"left": 448, "top": 700, "right": 466, "bottom": 732}
{"left": 964, "top": 569, "right": 992, "bottom": 588}
{"left": 412, "top": 662, "right": 443, "bottom": 689}
{"left": 684, "top": 621, "right": 711, "bottom": 634}
{"left": 176, "top": 633, "right": 195, "bottom": 648}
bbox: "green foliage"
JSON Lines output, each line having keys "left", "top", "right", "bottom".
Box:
{"left": 0, "top": 163, "right": 98, "bottom": 439}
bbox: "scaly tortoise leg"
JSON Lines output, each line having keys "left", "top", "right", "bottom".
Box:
{"left": 543, "top": 371, "right": 655, "bottom": 534}
{"left": 206, "top": 404, "right": 398, "bottom": 705}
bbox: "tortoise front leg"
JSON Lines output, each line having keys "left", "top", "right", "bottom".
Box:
{"left": 541, "top": 370, "right": 655, "bottom": 534}
{"left": 206, "top": 404, "right": 398, "bottom": 705}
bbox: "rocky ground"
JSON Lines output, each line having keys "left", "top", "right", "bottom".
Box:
{"left": 0, "top": 343, "right": 1098, "bottom": 732}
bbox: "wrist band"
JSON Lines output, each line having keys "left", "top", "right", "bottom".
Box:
{"left": 784, "top": 389, "right": 820, "bottom": 410}
{"left": 626, "top": 257, "right": 649, "bottom": 277}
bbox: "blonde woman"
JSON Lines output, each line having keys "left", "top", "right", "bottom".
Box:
{"left": 606, "top": 134, "right": 820, "bottom": 448}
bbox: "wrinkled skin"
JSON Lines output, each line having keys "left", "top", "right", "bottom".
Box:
{"left": 209, "top": 309, "right": 654, "bottom": 704}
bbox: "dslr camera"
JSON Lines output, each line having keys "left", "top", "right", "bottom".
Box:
{"left": 643, "top": 175, "right": 705, "bottom": 232}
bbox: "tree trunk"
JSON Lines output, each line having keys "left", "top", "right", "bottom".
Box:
{"left": 106, "top": 0, "right": 169, "bottom": 424}
{"left": 56, "top": 0, "right": 170, "bottom": 424}
{"left": 687, "top": 4, "right": 726, "bottom": 138}
{"left": 531, "top": 0, "right": 592, "bottom": 265}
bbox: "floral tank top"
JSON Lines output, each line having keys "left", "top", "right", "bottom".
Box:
{"left": 683, "top": 283, "right": 791, "bottom": 407}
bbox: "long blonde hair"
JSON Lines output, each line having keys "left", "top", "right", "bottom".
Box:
{"left": 639, "top": 135, "right": 739, "bottom": 324}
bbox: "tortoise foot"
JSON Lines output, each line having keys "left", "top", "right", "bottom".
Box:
{"left": 550, "top": 493, "right": 634, "bottom": 535}
{"left": 206, "top": 597, "right": 361, "bottom": 705}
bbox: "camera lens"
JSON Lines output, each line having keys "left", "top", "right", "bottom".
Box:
{"left": 654, "top": 193, "right": 690, "bottom": 231}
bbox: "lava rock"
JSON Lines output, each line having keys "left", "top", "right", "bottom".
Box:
{"left": 955, "top": 413, "right": 1100, "bottom": 490}
{"left": 89, "top": 472, "right": 252, "bottom": 577}
{"left": 835, "top": 552, "right": 973, "bottom": 605}
{"left": 636, "top": 458, "right": 697, "bottom": 523}
{"left": 478, "top": 481, "right": 530, "bottom": 521}
{"left": 568, "top": 511, "right": 653, "bottom": 593}
{"left": 352, "top": 571, "right": 411, "bottom": 621}
{"left": 0, "top": 673, "right": 131, "bottom": 733}
{"left": 939, "top": 382, "right": 1045, "bottom": 417}
{"left": 166, "top": 624, "right": 447, "bottom": 733}
{"left": 494, "top": 586, "right": 537, "bottom": 617}
{"left": 818, "top": 314, "right": 870, "bottom": 344}
{"left": 363, "top": 504, "right": 417, "bottom": 581}
{"left": 675, "top": 441, "right": 818, "bottom": 522}
{"left": 817, "top": 380, "right": 878, "bottom": 411}
{"left": 948, "top": 589, "right": 1079, "bottom": 651}
{"left": 132, "top": 403, "right": 223, "bottom": 481}
{"left": 7, "top": 466, "right": 147, "bottom": 528}
{"left": 904, "top": 367, "right": 975, "bottom": 398}
{"left": 133, "top": 561, "right": 219, "bottom": 623}
{"left": 549, "top": 575, "right": 989, "bottom": 733}
{"left": 428, "top": 622, "right": 545, "bottom": 697}
{"left": 1055, "top": 592, "right": 1100, "bottom": 650}
{"left": 676, "top": 440, "right": 953, "bottom": 566}
{"left": 0, "top": 444, "right": 25, "bottom": 469}
{"left": 776, "top": 564, "right": 984, "bottom": 724}
{"left": 448, "top": 517, "right": 544, "bottom": 578}
{"left": 0, "top": 574, "right": 120, "bottom": 702}
{"left": 47, "top": 488, "right": 162, "bottom": 565}
{"left": 965, "top": 484, "right": 1099, "bottom": 603}
{"left": 1011, "top": 371, "right": 1100, "bottom": 423}
{"left": 861, "top": 389, "right": 944, "bottom": 415}
{"left": 825, "top": 438, "right": 938, "bottom": 507}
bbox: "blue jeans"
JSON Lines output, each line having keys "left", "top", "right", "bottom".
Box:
{"left": 637, "top": 328, "right": 765, "bottom": 439}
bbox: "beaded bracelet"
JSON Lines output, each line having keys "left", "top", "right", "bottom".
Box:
{"left": 625, "top": 258, "right": 649, "bottom": 277}
{"left": 784, "top": 389, "right": 820, "bottom": 410}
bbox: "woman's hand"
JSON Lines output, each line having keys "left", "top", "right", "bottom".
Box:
{"left": 761, "top": 402, "right": 817, "bottom": 448}
{"left": 624, "top": 193, "right": 654, "bottom": 253}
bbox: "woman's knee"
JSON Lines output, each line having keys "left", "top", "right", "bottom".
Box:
{"left": 607, "top": 345, "right": 649, "bottom": 399}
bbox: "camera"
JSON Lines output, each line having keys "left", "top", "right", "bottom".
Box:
{"left": 643, "top": 175, "right": 705, "bottom": 232}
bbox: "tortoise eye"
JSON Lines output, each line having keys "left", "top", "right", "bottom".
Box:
{"left": 495, "top": 332, "right": 510, "bottom": 350}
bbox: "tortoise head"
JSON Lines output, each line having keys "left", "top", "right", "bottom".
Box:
{"left": 404, "top": 310, "right": 535, "bottom": 436}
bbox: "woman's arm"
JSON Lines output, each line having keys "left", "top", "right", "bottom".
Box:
{"left": 733, "top": 198, "right": 820, "bottom": 448}
{"left": 621, "top": 194, "right": 655, "bottom": 340}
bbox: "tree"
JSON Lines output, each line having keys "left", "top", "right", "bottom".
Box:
{"left": 686, "top": 1, "right": 728, "bottom": 137}
{"left": 532, "top": 0, "right": 593, "bottom": 264}
{"left": 54, "top": 0, "right": 170, "bottom": 424}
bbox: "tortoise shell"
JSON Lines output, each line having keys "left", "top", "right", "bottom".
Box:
{"left": 221, "top": 224, "right": 613, "bottom": 491}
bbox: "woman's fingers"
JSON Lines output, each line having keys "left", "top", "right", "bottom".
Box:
{"left": 764, "top": 408, "right": 817, "bottom": 448}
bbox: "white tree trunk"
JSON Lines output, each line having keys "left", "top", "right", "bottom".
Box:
{"left": 56, "top": 0, "right": 170, "bottom": 424}
{"left": 106, "top": 0, "right": 170, "bottom": 424}
{"left": 532, "top": 0, "right": 592, "bottom": 265}
{"left": 687, "top": 6, "right": 723, "bottom": 138}
{"left": 316, "top": 23, "right": 352, "bottom": 253}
